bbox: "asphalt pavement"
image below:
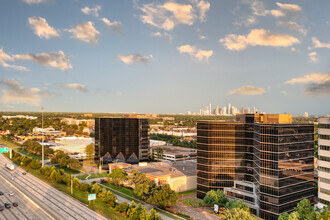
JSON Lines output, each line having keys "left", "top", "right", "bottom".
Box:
{"left": 0, "top": 154, "right": 107, "bottom": 220}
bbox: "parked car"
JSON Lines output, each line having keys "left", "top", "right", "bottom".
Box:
{"left": 12, "top": 202, "right": 18, "bottom": 207}
{"left": 9, "top": 191, "right": 14, "bottom": 196}
{"left": 0, "top": 191, "right": 3, "bottom": 196}
{"left": 0, "top": 206, "right": 3, "bottom": 211}
{"left": 4, "top": 203, "right": 11, "bottom": 209}
{"left": 22, "top": 172, "right": 27, "bottom": 175}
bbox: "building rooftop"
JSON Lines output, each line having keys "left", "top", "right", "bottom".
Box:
{"left": 150, "top": 144, "right": 196, "bottom": 157}
{"left": 112, "top": 160, "right": 197, "bottom": 178}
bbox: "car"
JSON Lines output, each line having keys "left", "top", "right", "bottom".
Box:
{"left": 0, "top": 206, "right": 3, "bottom": 211}
{"left": 0, "top": 191, "right": 3, "bottom": 196}
{"left": 22, "top": 172, "right": 27, "bottom": 175}
{"left": 12, "top": 202, "right": 18, "bottom": 207}
{"left": 4, "top": 203, "right": 11, "bottom": 209}
{"left": 9, "top": 191, "right": 14, "bottom": 196}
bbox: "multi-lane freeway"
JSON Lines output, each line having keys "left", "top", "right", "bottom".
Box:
{"left": 0, "top": 154, "right": 107, "bottom": 220}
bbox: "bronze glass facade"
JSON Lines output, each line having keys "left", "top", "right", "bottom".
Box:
{"left": 95, "top": 117, "right": 149, "bottom": 162}
{"left": 197, "top": 114, "right": 314, "bottom": 220}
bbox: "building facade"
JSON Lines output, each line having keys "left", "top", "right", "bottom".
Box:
{"left": 318, "top": 117, "right": 330, "bottom": 208}
{"left": 197, "top": 114, "right": 314, "bottom": 220}
{"left": 95, "top": 117, "right": 149, "bottom": 163}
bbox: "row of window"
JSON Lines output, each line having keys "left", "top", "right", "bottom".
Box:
{"left": 319, "top": 123, "right": 330, "bottom": 129}
{"left": 319, "top": 134, "right": 330, "bottom": 140}
{"left": 320, "top": 145, "right": 330, "bottom": 151}
{"left": 319, "top": 198, "right": 330, "bottom": 206}
{"left": 319, "top": 166, "right": 330, "bottom": 172}
{"left": 319, "top": 156, "right": 330, "bottom": 162}
{"left": 320, "top": 188, "right": 330, "bottom": 196}
{"left": 320, "top": 177, "right": 330, "bottom": 184}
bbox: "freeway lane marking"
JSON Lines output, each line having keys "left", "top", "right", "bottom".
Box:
{"left": 0, "top": 173, "right": 55, "bottom": 220}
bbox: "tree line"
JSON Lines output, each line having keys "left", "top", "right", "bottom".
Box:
{"left": 106, "top": 167, "right": 179, "bottom": 209}
{"left": 150, "top": 133, "right": 196, "bottom": 149}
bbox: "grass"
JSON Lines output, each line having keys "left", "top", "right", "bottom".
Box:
{"left": 54, "top": 165, "right": 81, "bottom": 174}
{"left": 157, "top": 209, "right": 183, "bottom": 220}
{"left": 178, "top": 189, "right": 196, "bottom": 196}
{"left": 0, "top": 138, "right": 21, "bottom": 148}
{"left": 181, "top": 198, "right": 205, "bottom": 208}
{"left": 102, "top": 183, "right": 135, "bottom": 197}
{"left": 77, "top": 174, "right": 89, "bottom": 180}
{"left": 16, "top": 148, "right": 48, "bottom": 160}
{"left": 88, "top": 172, "right": 108, "bottom": 179}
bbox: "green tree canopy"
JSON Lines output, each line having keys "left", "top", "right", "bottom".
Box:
{"left": 108, "top": 167, "right": 128, "bottom": 186}
{"left": 85, "top": 143, "right": 95, "bottom": 160}
{"left": 203, "top": 189, "right": 228, "bottom": 207}
{"left": 147, "top": 184, "right": 178, "bottom": 208}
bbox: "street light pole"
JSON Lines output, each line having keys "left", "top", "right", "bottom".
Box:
{"left": 41, "top": 107, "right": 45, "bottom": 167}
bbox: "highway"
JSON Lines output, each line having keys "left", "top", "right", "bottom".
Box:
{"left": 0, "top": 154, "right": 107, "bottom": 220}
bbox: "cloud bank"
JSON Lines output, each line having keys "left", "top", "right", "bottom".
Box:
{"left": 227, "top": 86, "right": 266, "bottom": 95}
{"left": 28, "top": 17, "right": 59, "bottom": 39}
{"left": 177, "top": 45, "right": 213, "bottom": 61}
{"left": 67, "top": 22, "right": 100, "bottom": 44}
{"left": 117, "top": 54, "right": 153, "bottom": 64}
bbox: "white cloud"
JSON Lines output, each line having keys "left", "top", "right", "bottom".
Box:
{"left": 28, "top": 17, "right": 59, "bottom": 39}
{"left": 227, "top": 86, "right": 266, "bottom": 95}
{"left": 14, "top": 51, "right": 72, "bottom": 71}
{"left": 62, "top": 84, "right": 87, "bottom": 92}
{"left": 219, "top": 29, "right": 300, "bottom": 51}
{"left": 139, "top": 1, "right": 196, "bottom": 31}
{"left": 199, "top": 35, "right": 207, "bottom": 40}
{"left": 311, "top": 37, "right": 330, "bottom": 49}
{"left": 67, "top": 22, "right": 100, "bottom": 44}
{"left": 177, "top": 45, "right": 213, "bottom": 61}
{"left": 0, "top": 79, "right": 48, "bottom": 106}
{"left": 278, "top": 21, "right": 306, "bottom": 35}
{"left": 22, "top": 0, "right": 47, "bottom": 4}
{"left": 308, "top": 52, "right": 318, "bottom": 63}
{"left": 285, "top": 73, "right": 330, "bottom": 85}
{"left": 196, "top": 0, "right": 210, "bottom": 22}
{"left": 150, "top": 32, "right": 173, "bottom": 42}
{"left": 276, "top": 2, "right": 301, "bottom": 12}
{"left": 0, "top": 48, "right": 28, "bottom": 71}
{"left": 81, "top": 6, "right": 102, "bottom": 17}
{"left": 101, "top": 18, "right": 122, "bottom": 32}
{"left": 117, "top": 54, "right": 153, "bottom": 64}
{"left": 285, "top": 73, "right": 330, "bottom": 96}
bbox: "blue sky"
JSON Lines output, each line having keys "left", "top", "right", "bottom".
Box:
{"left": 0, "top": 0, "right": 329, "bottom": 115}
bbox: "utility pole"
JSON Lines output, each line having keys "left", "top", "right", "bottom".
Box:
{"left": 41, "top": 107, "right": 45, "bottom": 167}
{"left": 71, "top": 175, "right": 73, "bottom": 194}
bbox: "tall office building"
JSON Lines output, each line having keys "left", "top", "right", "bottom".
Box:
{"left": 95, "top": 117, "right": 149, "bottom": 163}
{"left": 318, "top": 117, "right": 330, "bottom": 208}
{"left": 227, "top": 103, "right": 231, "bottom": 115}
{"left": 209, "top": 103, "right": 212, "bottom": 115}
{"left": 197, "top": 114, "right": 314, "bottom": 219}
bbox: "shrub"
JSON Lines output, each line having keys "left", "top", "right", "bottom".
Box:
{"left": 115, "top": 202, "right": 129, "bottom": 214}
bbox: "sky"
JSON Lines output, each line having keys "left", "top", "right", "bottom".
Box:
{"left": 0, "top": 0, "right": 329, "bottom": 115}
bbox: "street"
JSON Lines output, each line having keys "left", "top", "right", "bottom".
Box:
{"left": 0, "top": 154, "right": 107, "bottom": 220}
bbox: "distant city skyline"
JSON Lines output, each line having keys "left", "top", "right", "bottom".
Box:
{"left": 0, "top": 1, "right": 330, "bottom": 115}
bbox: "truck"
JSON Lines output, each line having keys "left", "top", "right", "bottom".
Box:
{"left": 5, "top": 163, "right": 15, "bottom": 171}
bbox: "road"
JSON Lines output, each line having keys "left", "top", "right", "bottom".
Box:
{"left": 0, "top": 154, "right": 107, "bottom": 220}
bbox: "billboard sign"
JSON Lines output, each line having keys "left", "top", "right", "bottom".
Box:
{"left": 88, "top": 194, "right": 96, "bottom": 201}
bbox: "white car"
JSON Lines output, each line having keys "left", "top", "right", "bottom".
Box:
{"left": 9, "top": 191, "right": 14, "bottom": 196}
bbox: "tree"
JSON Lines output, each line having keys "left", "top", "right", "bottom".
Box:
{"left": 61, "top": 174, "right": 71, "bottom": 186}
{"left": 278, "top": 212, "right": 299, "bottom": 220}
{"left": 223, "top": 208, "right": 257, "bottom": 220}
{"left": 225, "top": 200, "right": 249, "bottom": 212}
{"left": 50, "top": 170, "right": 61, "bottom": 182}
{"left": 91, "top": 183, "right": 101, "bottom": 194}
{"left": 140, "top": 207, "right": 148, "bottom": 220}
{"left": 73, "top": 178, "right": 80, "bottom": 189}
{"left": 51, "top": 150, "right": 69, "bottom": 164}
{"left": 203, "top": 189, "right": 228, "bottom": 207}
{"left": 80, "top": 183, "right": 90, "bottom": 192}
{"left": 103, "top": 191, "right": 116, "bottom": 207}
{"left": 127, "top": 201, "right": 137, "bottom": 217}
{"left": 115, "top": 202, "right": 129, "bottom": 214}
{"left": 317, "top": 205, "right": 330, "bottom": 220}
{"left": 294, "top": 199, "right": 316, "bottom": 220}
{"left": 98, "top": 188, "right": 107, "bottom": 199}
{"left": 147, "top": 184, "right": 178, "bottom": 208}
{"left": 108, "top": 168, "right": 128, "bottom": 186}
{"left": 147, "top": 208, "right": 161, "bottom": 220}
{"left": 29, "top": 159, "right": 42, "bottom": 170}
{"left": 85, "top": 143, "right": 95, "bottom": 161}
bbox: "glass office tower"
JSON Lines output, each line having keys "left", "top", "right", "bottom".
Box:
{"left": 197, "top": 114, "right": 314, "bottom": 219}
{"left": 95, "top": 117, "right": 149, "bottom": 163}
